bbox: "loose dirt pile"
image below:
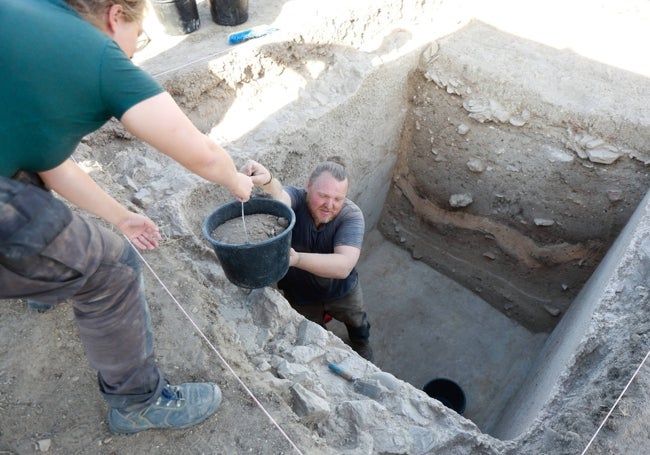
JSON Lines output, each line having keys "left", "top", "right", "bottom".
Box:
{"left": 211, "top": 213, "right": 290, "bottom": 244}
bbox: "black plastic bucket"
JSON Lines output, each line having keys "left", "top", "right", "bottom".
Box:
{"left": 208, "top": 0, "right": 249, "bottom": 26}
{"left": 151, "top": 0, "right": 200, "bottom": 36}
{"left": 202, "top": 198, "right": 295, "bottom": 289}
{"left": 423, "top": 378, "right": 466, "bottom": 415}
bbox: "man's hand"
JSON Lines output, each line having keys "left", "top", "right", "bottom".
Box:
{"left": 239, "top": 159, "right": 291, "bottom": 206}
{"left": 240, "top": 159, "right": 271, "bottom": 187}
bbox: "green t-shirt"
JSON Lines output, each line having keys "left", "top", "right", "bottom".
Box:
{"left": 0, "top": 0, "right": 164, "bottom": 177}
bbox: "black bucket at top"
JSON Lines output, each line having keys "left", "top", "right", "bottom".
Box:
{"left": 151, "top": 0, "right": 200, "bottom": 36}
{"left": 208, "top": 0, "right": 248, "bottom": 26}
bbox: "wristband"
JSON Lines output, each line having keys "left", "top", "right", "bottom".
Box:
{"left": 263, "top": 172, "right": 273, "bottom": 186}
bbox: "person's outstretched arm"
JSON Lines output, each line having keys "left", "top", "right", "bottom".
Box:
{"left": 39, "top": 159, "right": 161, "bottom": 250}
{"left": 120, "top": 92, "right": 253, "bottom": 202}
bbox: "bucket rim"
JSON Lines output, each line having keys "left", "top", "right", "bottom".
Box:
{"left": 201, "top": 198, "right": 296, "bottom": 248}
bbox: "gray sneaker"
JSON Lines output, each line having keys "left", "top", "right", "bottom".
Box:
{"left": 108, "top": 382, "right": 221, "bottom": 435}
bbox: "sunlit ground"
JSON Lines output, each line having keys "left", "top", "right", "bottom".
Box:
{"left": 133, "top": 0, "right": 649, "bottom": 144}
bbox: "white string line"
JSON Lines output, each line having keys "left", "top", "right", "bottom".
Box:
{"left": 150, "top": 48, "right": 230, "bottom": 79}
{"left": 149, "top": 26, "right": 283, "bottom": 79}
{"left": 581, "top": 347, "right": 650, "bottom": 454}
{"left": 126, "top": 238, "right": 304, "bottom": 455}
{"left": 241, "top": 201, "right": 250, "bottom": 244}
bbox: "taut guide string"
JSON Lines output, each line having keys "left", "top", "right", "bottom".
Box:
{"left": 580, "top": 346, "right": 650, "bottom": 454}
{"left": 126, "top": 237, "right": 303, "bottom": 455}
{"left": 241, "top": 201, "right": 250, "bottom": 243}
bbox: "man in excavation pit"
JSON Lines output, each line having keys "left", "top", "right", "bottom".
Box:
{"left": 241, "top": 158, "right": 374, "bottom": 361}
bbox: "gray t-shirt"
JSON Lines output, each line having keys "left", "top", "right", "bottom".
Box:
{"left": 278, "top": 186, "right": 365, "bottom": 304}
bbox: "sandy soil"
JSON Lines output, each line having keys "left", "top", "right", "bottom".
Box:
{"left": 212, "top": 212, "right": 290, "bottom": 245}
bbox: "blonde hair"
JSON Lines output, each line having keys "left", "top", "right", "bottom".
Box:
{"left": 64, "top": 0, "right": 147, "bottom": 27}
{"left": 309, "top": 156, "right": 348, "bottom": 185}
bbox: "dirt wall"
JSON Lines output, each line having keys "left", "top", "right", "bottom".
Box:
{"left": 379, "top": 21, "right": 650, "bottom": 332}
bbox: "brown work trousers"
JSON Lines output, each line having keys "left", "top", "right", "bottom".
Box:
{"left": 0, "top": 176, "right": 163, "bottom": 410}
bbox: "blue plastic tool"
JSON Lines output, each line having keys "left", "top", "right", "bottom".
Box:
{"left": 328, "top": 362, "right": 358, "bottom": 382}
{"left": 228, "top": 25, "right": 278, "bottom": 45}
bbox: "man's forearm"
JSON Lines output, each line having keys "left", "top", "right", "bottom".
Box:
{"left": 292, "top": 251, "right": 355, "bottom": 279}
{"left": 39, "top": 159, "right": 130, "bottom": 226}
{"left": 260, "top": 175, "right": 290, "bottom": 203}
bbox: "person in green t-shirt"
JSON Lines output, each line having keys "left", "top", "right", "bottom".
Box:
{"left": 0, "top": 0, "right": 254, "bottom": 435}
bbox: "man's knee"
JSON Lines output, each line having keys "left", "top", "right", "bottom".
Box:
{"left": 346, "top": 312, "right": 370, "bottom": 337}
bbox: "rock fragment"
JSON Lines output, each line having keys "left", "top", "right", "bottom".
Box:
{"left": 534, "top": 218, "right": 555, "bottom": 226}
{"left": 290, "top": 383, "right": 330, "bottom": 424}
{"left": 449, "top": 193, "right": 473, "bottom": 208}
{"left": 466, "top": 158, "right": 485, "bottom": 173}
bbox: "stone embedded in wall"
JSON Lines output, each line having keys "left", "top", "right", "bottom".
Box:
{"left": 543, "top": 305, "right": 561, "bottom": 317}
{"left": 629, "top": 149, "right": 650, "bottom": 165}
{"left": 587, "top": 148, "right": 623, "bottom": 164}
{"left": 459, "top": 97, "right": 529, "bottom": 126}
{"left": 449, "top": 193, "right": 474, "bottom": 207}
{"left": 466, "top": 158, "right": 486, "bottom": 173}
{"left": 461, "top": 97, "right": 529, "bottom": 125}
{"left": 509, "top": 111, "right": 530, "bottom": 126}
{"left": 116, "top": 174, "right": 139, "bottom": 192}
{"left": 607, "top": 188, "right": 624, "bottom": 202}
{"left": 290, "top": 383, "right": 331, "bottom": 424}
{"left": 544, "top": 145, "right": 575, "bottom": 163}
{"left": 276, "top": 359, "right": 311, "bottom": 383}
{"left": 457, "top": 123, "right": 470, "bottom": 135}
{"left": 566, "top": 131, "right": 627, "bottom": 164}
{"left": 421, "top": 44, "right": 476, "bottom": 98}
{"left": 132, "top": 188, "right": 153, "bottom": 208}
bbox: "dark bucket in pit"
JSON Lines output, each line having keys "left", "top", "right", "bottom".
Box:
{"left": 202, "top": 198, "right": 295, "bottom": 289}
{"left": 423, "top": 378, "right": 466, "bottom": 415}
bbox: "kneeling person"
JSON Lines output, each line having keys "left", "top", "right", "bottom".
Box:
{"left": 241, "top": 158, "right": 373, "bottom": 361}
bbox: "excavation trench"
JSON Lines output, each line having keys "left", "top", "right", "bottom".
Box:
{"left": 189, "top": 24, "right": 649, "bottom": 437}
{"left": 86, "top": 11, "right": 650, "bottom": 447}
